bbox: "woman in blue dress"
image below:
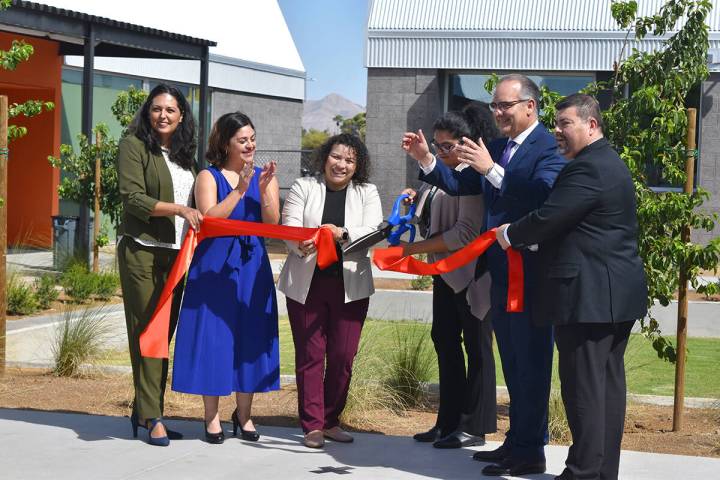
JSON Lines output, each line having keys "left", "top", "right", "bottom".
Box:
{"left": 172, "top": 112, "right": 280, "bottom": 444}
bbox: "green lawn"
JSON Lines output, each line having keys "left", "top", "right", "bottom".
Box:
{"left": 104, "top": 318, "right": 720, "bottom": 399}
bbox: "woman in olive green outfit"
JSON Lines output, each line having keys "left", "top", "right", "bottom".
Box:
{"left": 117, "top": 84, "right": 203, "bottom": 446}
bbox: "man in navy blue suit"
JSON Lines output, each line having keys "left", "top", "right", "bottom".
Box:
{"left": 402, "top": 74, "right": 565, "bottom": 477}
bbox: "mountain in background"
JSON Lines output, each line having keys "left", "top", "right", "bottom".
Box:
{"left": 303, "top": 93, "right": 364, "bottom": 133}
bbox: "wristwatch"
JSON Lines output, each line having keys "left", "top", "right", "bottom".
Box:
{"left": 341, "top": 227, "right": 349, "bottom": 243}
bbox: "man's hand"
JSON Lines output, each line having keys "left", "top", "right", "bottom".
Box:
{"left": 402, "top": 129, "right": 434, "bottom": 168}
{"left": 496, "top": 223, "right": 511, "bottom": 250}
{"left": 458, "top": 136, "right": 494, "bottom": 175}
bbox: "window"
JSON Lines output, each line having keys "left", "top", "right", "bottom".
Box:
{"left": 446, "top": 72, "right": 595, "bottom": 111}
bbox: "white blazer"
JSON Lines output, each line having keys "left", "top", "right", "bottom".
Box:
{"left": 277, "top": 176, "right": 384, "bottom": 304}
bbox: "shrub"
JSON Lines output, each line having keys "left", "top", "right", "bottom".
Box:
{"left": 52, "top": 306, "right": 111, "bottom": 377}
{"left": 410, "top": 275, "right": 432, "bottom": 291}
{"left": 382, "top": 325, "right": 436, "bottom": 408}
{"left": 548, "top": 389, "right": 571, "bottom": 443}
{"left": 61, "top": 263, "right": 96, "bottom": 303}
{"left": 34, "top": 274, "right": 60, "bottom": 309}
{"left": 7, "top": 273, "right": 39, "bottom": 315}
{"left": 340, "top": 328, "right": 408, "bottom": 428}
{"left": 94, "top": 270, "right": 120, "bottom": 300}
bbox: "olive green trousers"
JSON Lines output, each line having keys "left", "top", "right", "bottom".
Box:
{"left": 117, "top": 237, "right": 183, "bottom": 421}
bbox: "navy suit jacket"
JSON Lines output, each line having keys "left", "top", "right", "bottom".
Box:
{"left": 420, "top": 123, "right": 566, "bottom": 306}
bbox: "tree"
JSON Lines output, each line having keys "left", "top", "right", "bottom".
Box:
{"left": 301, "top": 128, "right": 329, "bottom": 150}
{"left": 48, "top": 86, "right": 148, "bottom": 243}
{"left": 333, "top": 112, "right": 366, "bottom": 141}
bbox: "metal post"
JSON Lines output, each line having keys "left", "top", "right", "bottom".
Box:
{"left": 672, "top": 107, "right": 697, "bottom": 432}
{"left": 79, "top": 22, "right": 95, "bottom": 265}
{"left": 92, "top": 130, "right": 101, "bottom": 273}
{"left": 198, "top": 46, "right": 210, "bottom": 167}
{"left": 0, "top": 95, "right": 8, "bottom": 375}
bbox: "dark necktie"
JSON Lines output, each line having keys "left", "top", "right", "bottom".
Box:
{"left": 498, "top": 140, "right": 516, "bottom": 168}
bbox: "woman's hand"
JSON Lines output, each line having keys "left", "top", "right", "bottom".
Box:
{"left": 259, "top": 161, "right": 277, "bottom": 192}
{"left": 402, "top": 129, "right": 433, "bottom": 168}
{"left": 179, "top": 206, "right": 204, "bottom": 231}
{"left": 457, "top": 136, "right": 494, "bottom": 175}
{"left": 401, "top": 188, "right": 416, "bottom": 204}
{"left": 298, "top": 239, "right": 316, "bottom": 256}
{"left": 235, "top": 161, "right": 255, "bottom": 196}
{"left": 321, "top": 223, "right": 345, "bottom": 243}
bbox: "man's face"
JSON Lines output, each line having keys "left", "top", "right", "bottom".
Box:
{"left": 491, "top": 80, "right": 536, "bottom": 138}
{"left": 554, "top": 106, "right": 594, "bottom": 159}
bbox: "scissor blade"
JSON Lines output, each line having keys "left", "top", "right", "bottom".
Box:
{"left": 342, "top": 228, "right": 389, "bottom": 255}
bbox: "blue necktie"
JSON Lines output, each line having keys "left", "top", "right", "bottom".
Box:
{"left": 498, "top": 140, "right": 516, "bottom": 168}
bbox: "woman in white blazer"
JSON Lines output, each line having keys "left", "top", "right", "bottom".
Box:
{"left": 277, "top": 134, "right": 383, "bottom": 449}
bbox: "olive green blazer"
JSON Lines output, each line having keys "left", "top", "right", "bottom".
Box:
{"left": 117, "top": 135, "right": 197, "bottom": 244}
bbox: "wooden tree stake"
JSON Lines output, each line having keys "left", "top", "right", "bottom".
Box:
{"left": 92, "top": 131, "right": 102, "bottom": 273}
{"left": 0, "top": 95, "right": 9, "bottom": 376}
{"left": 673, "top": 107, "right": 697, "bottom": 431}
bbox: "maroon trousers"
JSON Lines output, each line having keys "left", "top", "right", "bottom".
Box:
{"left": 286, "top": 274, "right": 369, "bottom": 433}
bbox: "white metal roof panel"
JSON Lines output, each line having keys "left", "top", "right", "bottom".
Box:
{"left": 368, "top": 0, "right": 719, "bottom": 32}
{"left": 367, "top": 0, "right": 720, "bottom": 71}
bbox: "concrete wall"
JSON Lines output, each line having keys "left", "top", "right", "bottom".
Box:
{"left": 365, "top": 68, "right": 444, "bottom": 214}
{"left": 697, "top": 72, "right": 720, "bottom": 245}
{"left": 211, "top": 90, "right": 303, "bottom": 197}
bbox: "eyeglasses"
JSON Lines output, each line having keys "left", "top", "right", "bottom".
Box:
{"left": 489, "top": 99, "right": 531, "bottom": 112}
{"left": 430, "top": 140, "right": 459, "bottom": 154}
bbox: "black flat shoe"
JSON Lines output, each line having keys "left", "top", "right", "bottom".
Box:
{"left": 232, "top": 410, "right": 260, "bottom": 441}
{"left": 433, "top": 432, "right": 485, "bottom": 449}
{"left": 472, "top": 444, "right": 509, "bottom": 462}
{"left": 413, "top": 426, "right": 442, "bottom": 443}
{"left": 204, "top": 422, "right": 225, "bottom": 444}
{"left": 481, "top": 458, "right": 546, "bottom": 477}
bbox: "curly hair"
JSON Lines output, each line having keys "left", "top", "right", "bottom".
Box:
{"left": 205, "top": 112, "right": 256, "bottom": 168}
{"left": 312, "top": 133, "right": 370, "bottom": 185}
{"left": 128, "top": 84, "right": 197, "bottom": 170}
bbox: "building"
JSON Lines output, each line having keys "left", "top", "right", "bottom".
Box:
{"left": 364, "top": 0, "right": 720, "bottom": 244}
{"left": 1, "top": 0, "right": 305, "bottom": 248}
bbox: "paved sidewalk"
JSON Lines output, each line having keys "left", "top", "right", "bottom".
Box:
{"left": 1, "top": 409, "right": 718, "bottom": 480}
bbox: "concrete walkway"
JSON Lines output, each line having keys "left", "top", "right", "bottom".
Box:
{"left": 1, "top": 409, "right": 718, "bottom": 480}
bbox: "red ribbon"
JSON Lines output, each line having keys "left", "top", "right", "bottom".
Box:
{"left": 139, "top": 216, "right": 338, "bottom": 359}
{"left": 372, "top": 228, "right": 524, "bottom": 312}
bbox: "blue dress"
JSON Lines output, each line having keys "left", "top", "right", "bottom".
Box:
{"left": 172, "top": 165, "right": 280, "bottom": 395}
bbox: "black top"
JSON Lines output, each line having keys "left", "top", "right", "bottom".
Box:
{"left": 508, "top": 138, "right": 648, "bottom": 326}
{"left": 315, "top": 186, "right": 347, "bottom": 278}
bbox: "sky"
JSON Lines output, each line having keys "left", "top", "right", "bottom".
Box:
{"left": 278, "top": 0, "right": 369, "bottom": 107}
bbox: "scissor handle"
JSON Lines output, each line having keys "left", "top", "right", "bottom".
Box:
{"left": 388, "top": 193, "right": 416, "bottom": 226}
{"left": 387, "top": 223, "right": 417, "bottom": 246}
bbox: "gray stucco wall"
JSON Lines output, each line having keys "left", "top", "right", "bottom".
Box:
{"left": 697, "top": 73, "right": 720, "bottom": 245}
{"left": 365, "top": 68, "right": 444, "bottom": 215}
{"left": 211, "top": 90, "right": 303, "bottom": 197}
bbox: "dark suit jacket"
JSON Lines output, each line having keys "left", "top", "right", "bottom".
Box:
{"left": 507, "top": 138, "right": 648, "bottom": 326}
{"left": 420, "top": 123, "right": 566, "bottom": 290}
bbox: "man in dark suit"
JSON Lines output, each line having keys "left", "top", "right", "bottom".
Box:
{"left": 496, "top": 93, "right": 648, "bottom": 480}
{"left": 402, "top": 74, "right": 566, "bottom": 476}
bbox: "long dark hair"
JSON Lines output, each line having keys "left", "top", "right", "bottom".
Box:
{"left": 129, "top": 84, "right": 197, "bottom": 170}
{"left": 312, "top": 133, "right": 370, "bottom": 185}
{"left": 205, "top": 112, "right": 256, "bottom": 168}
{"left": 433, "top": 101, "right": 499, "bottom": 145}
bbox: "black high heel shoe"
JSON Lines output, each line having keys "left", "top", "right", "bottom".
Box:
{"left": 130, "top": 411, "right": 182, "bottom": 444}
{"left": 204, "top": 422, "right": 225, "bottom": 444}
{"left": 232, "top": 410, "right": 260, "bottom": 441}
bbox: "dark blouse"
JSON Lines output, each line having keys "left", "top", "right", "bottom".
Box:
{"left": 314, "top": 186, "right": 347, "bottom": 278}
